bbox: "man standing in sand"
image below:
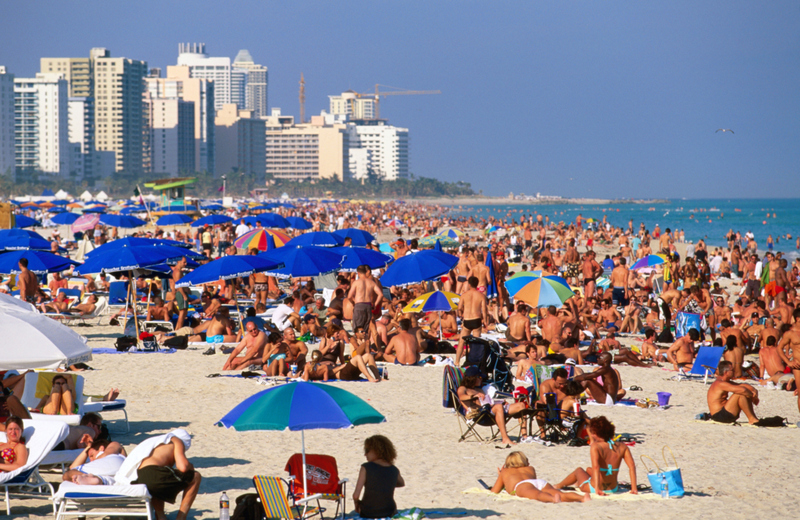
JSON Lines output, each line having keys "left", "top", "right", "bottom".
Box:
{"left": 170, "top": 257, "right": 189, "bottom": 330}
{"left": 581, "top": 251, "right": 602, "bottom": 300}
{"left": 470, "top": 253, "right": 490, "bottom": 293}
{"left": 707, "top": 361, "right": 760, "bottom": 425}
{"left": 563, "top": 239, "right": 580, "bottom": 286}
{"left": 17, "top": 258, "right": 39, "bottom": 304}
{"left": 383, "top": 319, "right": 420, "bottom": 366}
{"left": 456, "top": 276, "right": 488, "bottom": 365}
{"left": 610, "top": 257, "right": 630, "bottom": 306}
{"left": 222, "top": 321, "right": 268, "bottom": 371}
{"left": 348, "top": 265, "right": 383, "bottom": 333}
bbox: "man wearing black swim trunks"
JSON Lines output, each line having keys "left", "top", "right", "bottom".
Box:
{"left": 456, "top": 276, "right": 487, "bottom": 366}
{"left": 707, "top": 361, "right": 760, "bottom": 425}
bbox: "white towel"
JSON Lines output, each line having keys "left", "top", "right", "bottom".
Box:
{"left": 114, "top": 429, "right": 191, "bottom": 486}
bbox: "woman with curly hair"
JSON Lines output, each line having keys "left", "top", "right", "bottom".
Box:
{"left": 352, "top": 435, "right": 404, "bottom": 518}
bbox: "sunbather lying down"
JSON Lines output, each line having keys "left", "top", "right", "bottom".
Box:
{"left": 491, "top": 451, "right": 589, "bottom": 503}
{"left": 36, "top": 374, "right": 120, "bottom": 415}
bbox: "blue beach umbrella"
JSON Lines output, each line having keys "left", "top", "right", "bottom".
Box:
{"left": 379, "top": 250, "right": 459, "bottom": 287}
{"left": 86, "top": 237, "right": 196, "bottom": 257}
{"left": 201, "top": 203, "right": 225, "bottom": 211}
{"left": 285, "top": 231, "right": 344, "bottom": 248}
{"left": 285, "top": 216, "right": 313, "bottom": 230}
{"left": 13, "top": 215, "right": 40, "bottom": 228}
{"left": 329, "top": 247, "right": 394, "bottom": 272}
{"left": 0, "top": 235, "right": 57, "bottom": 252}
{"left": 99, "top": 214, "right": 146, "bottom": 228}
{"left": 156, "top": 214, "right": 193, "bottom": 226}
{"left": 0, "top": 250, "right": 80, "bottom": 275}
{"left": 255, "top": 212, "right": 290, "bottom": 229}
{"left": 486, "top": 252, "right": 498, "bottom": 300}
{"left": 47, "top": 207, "right": 67, "bottom": 214}
{"left": 333, "top": 228, "right": 376, "bottom": 247}
{"left": 434, "top": 239, "right": 443, "bottom": 252}
{"left": 175, "top": 255, "right": 282, "bottom": 288}
{"left": 192, "top": 215, "right": 233, "bottom": 228}
{"left": 260, "top": 246, "right": 344, "bottom": 279}
{"left": 48, "top": 212, "right": 80, "bottom": 226}
{"left": 75, "top": 246, "right": 190, "bottom": 275}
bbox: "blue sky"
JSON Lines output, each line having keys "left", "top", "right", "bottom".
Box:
{"left": 2, "top": 1, "right": 798, "bottom": 198}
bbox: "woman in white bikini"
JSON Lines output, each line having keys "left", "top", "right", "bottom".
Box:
{"left": 491, "top": 451, "right": 589, "bottom": 503}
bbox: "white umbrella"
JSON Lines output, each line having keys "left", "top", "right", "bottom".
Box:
{"left": 0, "top": 294, "right": 92, "bottom": 370}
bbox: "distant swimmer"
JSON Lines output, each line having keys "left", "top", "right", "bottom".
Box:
{"left": 715, "top": 128, "right": 734, "bottom": 134}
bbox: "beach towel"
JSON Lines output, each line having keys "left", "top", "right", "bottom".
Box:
{"left": 92, "top": 347, "right": 176, "bottom": 355}
{"left": 114, "top": 429, "right": 191, "bottom": 486}
{"left": 462, "top": 487, "right": 660, "bottom": 501}
{"left": 675, "top": 312, "right": 702, "bottom": 338}
{"left": 585, "top": 398, "right": 639, "bottom": 407}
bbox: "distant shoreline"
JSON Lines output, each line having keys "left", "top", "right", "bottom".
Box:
{"left": 406, "top": 196, "right": 670, "bottom": 206}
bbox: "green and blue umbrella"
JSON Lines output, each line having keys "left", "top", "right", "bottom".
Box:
{"left": 503, "top": 270, "right": 543, "bottom": 296}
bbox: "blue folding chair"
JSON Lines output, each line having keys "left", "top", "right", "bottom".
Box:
{"left": 681, "top": 346, "right": 724, "bottom": 384}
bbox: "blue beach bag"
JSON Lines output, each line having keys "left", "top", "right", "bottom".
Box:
{"left": 641, "top": 446, "right": 685, "bottom": 498}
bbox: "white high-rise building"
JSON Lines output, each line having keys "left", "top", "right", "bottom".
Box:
{"left": 0, "top": 67, "right": 14, "bottom": 177}
{"left": 14, "top": 73, "right": 70, "bottom": 176}
{"left": 177, "top": 43, "right": 247, "bottom": 112}
{"left": 350, "top": 120, "right": 408, "bottom": 180}
{"left": 68, "top": 96, "right": 95, "bottom": 178}
{"left": 233, "top": 49, "right": 268, "bottom": 117}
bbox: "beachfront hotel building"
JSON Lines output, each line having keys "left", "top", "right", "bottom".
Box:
{"left": 329, "top": 91, "right": 376, "bottom": 120}
{"left": 13, "top": 73, "right": 70, "bottom": 177}
{"left": 233, "top": 50, "right": 268, "bottom": 118}
{"left": 214, "top": 104, "right": 266, "bottom": 179}
{"left": 146, "top": 96, "right": 195, "bottom": 177}
{"left": 177, "top": 43, "right": 252, "bottom": 113}
{"left": 349, "top": 120, "right": 408, "bottom": 180}
{"left": 0, "top": 67, "right": 14, "bottom": 177}
{"left": 146, "top": 66, "right": 215, "bottom": 173}
{"left": 264, "top": 110, "right": 350, "bottom": 181}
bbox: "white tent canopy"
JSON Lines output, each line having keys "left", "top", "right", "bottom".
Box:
{"left": 79, "top": 190, "right": 93, "bottom": 202}
{"left": 0, "top": 294, "right": 92, "bottom": 370}
{"left": 95, "top": 191, "right": 109, "bottom": 201}
{"left": 55, "top": 189, "right": 70, "bottom": 200}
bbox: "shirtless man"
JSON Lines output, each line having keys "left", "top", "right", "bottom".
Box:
{"left": 455, "top": 250, "right": 471, "bottom": 294}
{"left": 659, "top": 228, "right": 672, "bottom": 255}
{"left": 573, "top": 353, "right": 624, "bottom": 404}
{"left": 456, "top": 276, "right": 487, "bottom": 365}
{"left": 610, "top": 257, "right": 630, "bottom": 306}
{"left": 667, "top": 329, "right": 699, "bottom": 371}
{"left": 597, "top": 299, "right": 622, "bottom": 330}
{"left": 759, "top": 336, "right": 794, "bottom": 388}
{"left": 457, "top": 366, "right": 527, "bottom": 446}
{"left": 707, "top": 361, "right": 760, "bottom": 425}
{"left": 147, "top": 296, "right": 171, "bottom": 322}
{"left": 777, "top": 308, "right": 800, "bottom": 414}
{"left": 581, "top": 251, "right": 602, "bottom": 300}
{"left": 348, "top": 265, "right": 383, "bottom": 333}
{"left": 470, "top": 253, "right": 491, "bottom": 293}
{"left": 40, "top": 292, "right": 71, "bottom": 314}
{"left": 251, "top": 270, "right": 269, "bottom": 309}
{"left": 383, "top": 319, "right": 420, "bottom": 365}
{"left": 17, "top": 258, "right": 39, "bottom": 304}
{"left": 282, "top": 328, "right": 308, "bottom": 375}
{"left": 505, "top": 302, "right": 532, "bottom": 345}
{"left": 132, "top": 433, "right": 201, "bottom": 520}
{"left": 539, "top": 306, "right": 563, "bottom": 344}
{"left": 202, "top": 311, "right": 238, "bottom": 344}
{"left": 563, "top": 239, "right": 581, "bottom": 286}
{"left": 222, "top": 322, "right": 268, "bottom": 371}
{"left": 536, "top": 367, "right": 570, "bottom": 406}
{"left": 170, "top": 258, "right": 189, "bottom": 330}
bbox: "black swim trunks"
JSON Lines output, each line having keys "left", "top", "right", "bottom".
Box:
{"left": 352, "top": 302, "right": 372, "bottom": 332}
{"left": 710, "top": 408, "right": 737, "bottom": 424}
{"left": 133, "top": 466, "right": 195, "bottom": 504}
{"left": 463, "top": 318, "right": 482, "bottom": 331}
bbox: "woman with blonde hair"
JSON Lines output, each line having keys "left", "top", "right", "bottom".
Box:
{"left": 491, "top": 451, "right": 588, "bottom": 503}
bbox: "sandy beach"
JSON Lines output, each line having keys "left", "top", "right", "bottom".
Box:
{"left": 9, "top": 235, "right": 799, "bottom": 520}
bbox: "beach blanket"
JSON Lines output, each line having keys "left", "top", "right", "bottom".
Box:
{"left": 585, "top": 398, "right": 639, "bottom": 407}
{"left": 693, "top": 420, "right": 796, "bottom": 428}
{"left": 462, "top": 487, "right": 661, "bottom": 501}
{"left": 92, "top": 347, "right": 176, "bottom": 354}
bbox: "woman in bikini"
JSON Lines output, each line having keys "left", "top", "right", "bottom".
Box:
{"left": 0, "top": 417, "right": 28, "bottom": 473}
{"left": 491, "top": 451, "right": 588, "bottom": 503}
{"left": 555, "top": 416, "right": 638, "bottom": 495}
{"left": 37, "top": 375, "right": 75, "bottom": 416}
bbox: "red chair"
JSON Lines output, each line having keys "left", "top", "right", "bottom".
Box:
{"left": 284, "top": 454, "right": 347, "bottom": 520}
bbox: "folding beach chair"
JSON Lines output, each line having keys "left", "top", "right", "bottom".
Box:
{"left": 529, "top": 392, "right": 588, "bottom": 446}
{"left": 285, "top": 453, "right": 347, "bottom": 520}
{"left": 44, "top": 295, "right": 108, "bottom": 326}
{"left": 677, "top": 346, "right": 725, "bottom": 384}
{"left": 442, "top": 366, "right": 516, "bottom": 443}
{"left": 253, "top": 475, "right": 321, "bottom": 520}
{"left": 0, "top": 420, "right": 69, "bottom": 515}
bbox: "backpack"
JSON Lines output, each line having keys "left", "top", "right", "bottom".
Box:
{"left": 162, "top": 335, "right": 189, "bottom": 350}
{"left": 115, "top": 336, "right": 137, "bottom": 352}
{"left": 232, "top": 493, "right": 262, "bottom": 520}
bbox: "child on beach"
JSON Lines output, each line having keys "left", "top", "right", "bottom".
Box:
{"left": 353, "top": 435, "right": 405, "bottom": 519}
{"left": 491, "top": 451, "right": 589, "bottom": 503}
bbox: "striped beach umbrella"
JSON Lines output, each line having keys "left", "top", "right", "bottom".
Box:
{"left": 234, "top": 228, "right": 291, "bottom": 251}
{"left": 511, "top": 275, "right": 575, "bottom": 308}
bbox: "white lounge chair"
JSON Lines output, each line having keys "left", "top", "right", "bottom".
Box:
{"left": 54, "top": 482, "right": 152, "bottom": 520}
{"left": 0, "top": 420, "right": 69, "bottom": 514}
{"left": 43, "top": 295, "right": 109, "bottom": 326}
{"left": 20, "top": 371, "right": 104, "bottom": 426}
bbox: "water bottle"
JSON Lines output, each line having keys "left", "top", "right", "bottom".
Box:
{"left": 661, "top": 475, "right": 669, "bottom": 499}
{"left": 219, "top": 492, "right": 230, "bottom": 520}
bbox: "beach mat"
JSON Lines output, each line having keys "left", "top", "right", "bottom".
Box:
{"left": 693, "top": 420, "right": 796, "bottom": 428}
{"left": 462, "top": 487, "right": 661, "bottom": 501}
{"left": 585, "top": 398, "right": 639, "bottom": 407}
{"left": 92, "top": 347, "right": 176, "bottom": 355}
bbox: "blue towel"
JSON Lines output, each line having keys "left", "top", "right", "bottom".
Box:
{"left": 92, "top": 348, "right": 176, "bottom": 355}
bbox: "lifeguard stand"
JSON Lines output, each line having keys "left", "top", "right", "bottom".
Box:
{"left": 144, "top": 177, "right": 201, "bottom": 216}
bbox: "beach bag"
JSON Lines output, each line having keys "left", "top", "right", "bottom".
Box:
{"left": 114, "top": 336, "right": 137, "bottom": 352}
{"left": 162, "top": 335, "right": 189, "bottom": 350}
{"left": 231, "top": 493, "right": 261, "bottom": 520}
{"left": 641, "top": 445, "right": 684, "bottom": 498}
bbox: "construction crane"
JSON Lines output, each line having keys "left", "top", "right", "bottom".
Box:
{"left": 299, "top": 74, "right": 306, "bottom": 124}
{"left": 353, "top": 84, "right": 441, "bottom": 119}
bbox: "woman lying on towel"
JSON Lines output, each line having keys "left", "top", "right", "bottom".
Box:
{"left": 0, "top": 416, "right": 28, "bottom": 473}
{"left": 555, "top": 416, "right": 638, "bottom": 495}
{"left": 491, "top": 451, "right": 589, "bottom": 503}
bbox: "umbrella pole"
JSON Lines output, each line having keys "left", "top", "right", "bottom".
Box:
{"left": 131, "top": 271, "right": 140, "bottom": 345}
{"left": 123, "top": 277, "right": 131, "bottom": 328}
{"left": 302, "top": 430, "right": 308, "bottom": 514}
{"left": 144, "top": 281, "right": 152, "bottom": 320}
{"left": 439, "top": 311, "right": 442, "bottom": 341}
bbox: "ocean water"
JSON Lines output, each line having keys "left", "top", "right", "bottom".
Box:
{"left": 445, "top": 198, "right": 800, "bottom": 255}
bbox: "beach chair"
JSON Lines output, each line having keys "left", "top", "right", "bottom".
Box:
{"left": 285, "top": 453, "right": 347, "bottom": 520}
{"left": 677, "top": 346, "right": 725, "bottom": 384}
{"left": 0, "top": 420, "right": 69, "bottom": 515}
{"left": 53, "top": 482, "right": 152, "bottom": 520}
{"left": 442, "top": 366, "right": 514, "bottom": 443}
{"left": 44, "top": 295, "right": 108, "bottom": 326}
{"left": 20, "top": 372, "right": 104, "bottom": 425}
{"left": 253, "top": 475, "right": 321, "bottom": 520}
{"left": 529, "top": 392, "right": 587, "bottom": 446}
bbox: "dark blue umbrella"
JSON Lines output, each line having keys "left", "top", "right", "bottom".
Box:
{"left": 485, "top": 252, "right": 499, "bottom": 300}
{"left": 255, "top": 212, "right": 290, "bottom": 229}
{"left": 82, "top": 206, "right": 107, "bottom": 213}
{"left": 13, "top": 215, "right": 40, "bottom": 228}
{"left": 0, "top": 250, "right": 80, "bottom": 275}
{"left": 0, "top": 229, "right": 45, "bottom": 240}
{"left": 192, "top": 215, "right": 233, "bottom": 228}
{"left": 48, "top": 212, "right": 79, "bottom": 225}
{"left": 0, "top": 235, "right": 56, "bottom": 252}
{"left": 75, "top": 246, "right": 191, "bottom": 275}
{"left": 175, "top": 255, "right": 282, "bottom": 288}
{"left": 119, "top": 206, "right": 146, "bottom": 215}
{"left": 333, "top": 228, "right": 376, "bottom": 247}
{"left": 99, "top": 214, "right": 146, "bottom": 228}
{"left": 434, "top": 239, "right": 443, "bottom": 252}
{"left": 330, "top": 247, "right": 394, "bottom": 272}
{"left": 286, "top": 216, "right": 312, "bottom": 230}
{"left": 86, "top": 237, "right": 195, "bottom": 257}
{"left": 380, "top": 250, "right": 459, "bottom": 287}
{"left": 47, "top": 207, "right": 67, "bottom": 214}
{"left": 260, "top": 246, "right": 344, "bottom": 279}
{"left": 285, "top": 231, "right": 344, "bottom": 248}
{"left": 156, "top": 214, "right": 193, "bottom": 226}
{"left": 201, "top": 203, "right": 224, "bottom": 211}
{"left": 51, "top": 200, "right": 69, "bottom": 206}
